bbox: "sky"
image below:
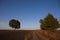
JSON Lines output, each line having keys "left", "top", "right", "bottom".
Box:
{"left": 0, "top": 0, "right": 60, "bottom": 30}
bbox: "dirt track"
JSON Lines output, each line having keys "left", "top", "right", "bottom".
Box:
{"left": 0, "top": 30, "right": 60, "bottom": 40}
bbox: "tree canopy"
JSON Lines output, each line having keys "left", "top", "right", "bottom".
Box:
{"left": 9, "top": 19, "right": 20, "bottom": 29}
{"left": 40, "top": 13, "right": 60, "bottom": 31}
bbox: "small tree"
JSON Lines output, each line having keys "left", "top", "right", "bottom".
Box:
{"left": 9, "top": 19, "right": 20, "bottom": 29}
{"left": 40, "top": 13, "right": 60, "bottom": 31}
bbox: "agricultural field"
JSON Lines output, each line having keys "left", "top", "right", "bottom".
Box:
{"left": 0, "top": 30, "right": 60, "bottom": 40}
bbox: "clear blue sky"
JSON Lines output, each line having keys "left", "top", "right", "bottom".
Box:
{"left": 0, "top": 0, "right": 60, "bottom": 30}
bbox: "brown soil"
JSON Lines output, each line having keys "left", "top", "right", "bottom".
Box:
{"left": 0, "top": 30, "right": 60, "bottom": 40}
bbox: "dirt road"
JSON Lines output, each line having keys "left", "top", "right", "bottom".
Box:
{"left": 0, "top": 30, "right": 59, "bottom": 40}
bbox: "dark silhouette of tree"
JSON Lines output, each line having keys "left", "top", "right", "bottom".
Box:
{"left": 59, "top": 20, "right": 60, "bottom": 27}
{"left": 9, "top": 19, "right": 20, "bottom": 29}
{"left": 40, "top": 13, "right": 60, "bottom": 31}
